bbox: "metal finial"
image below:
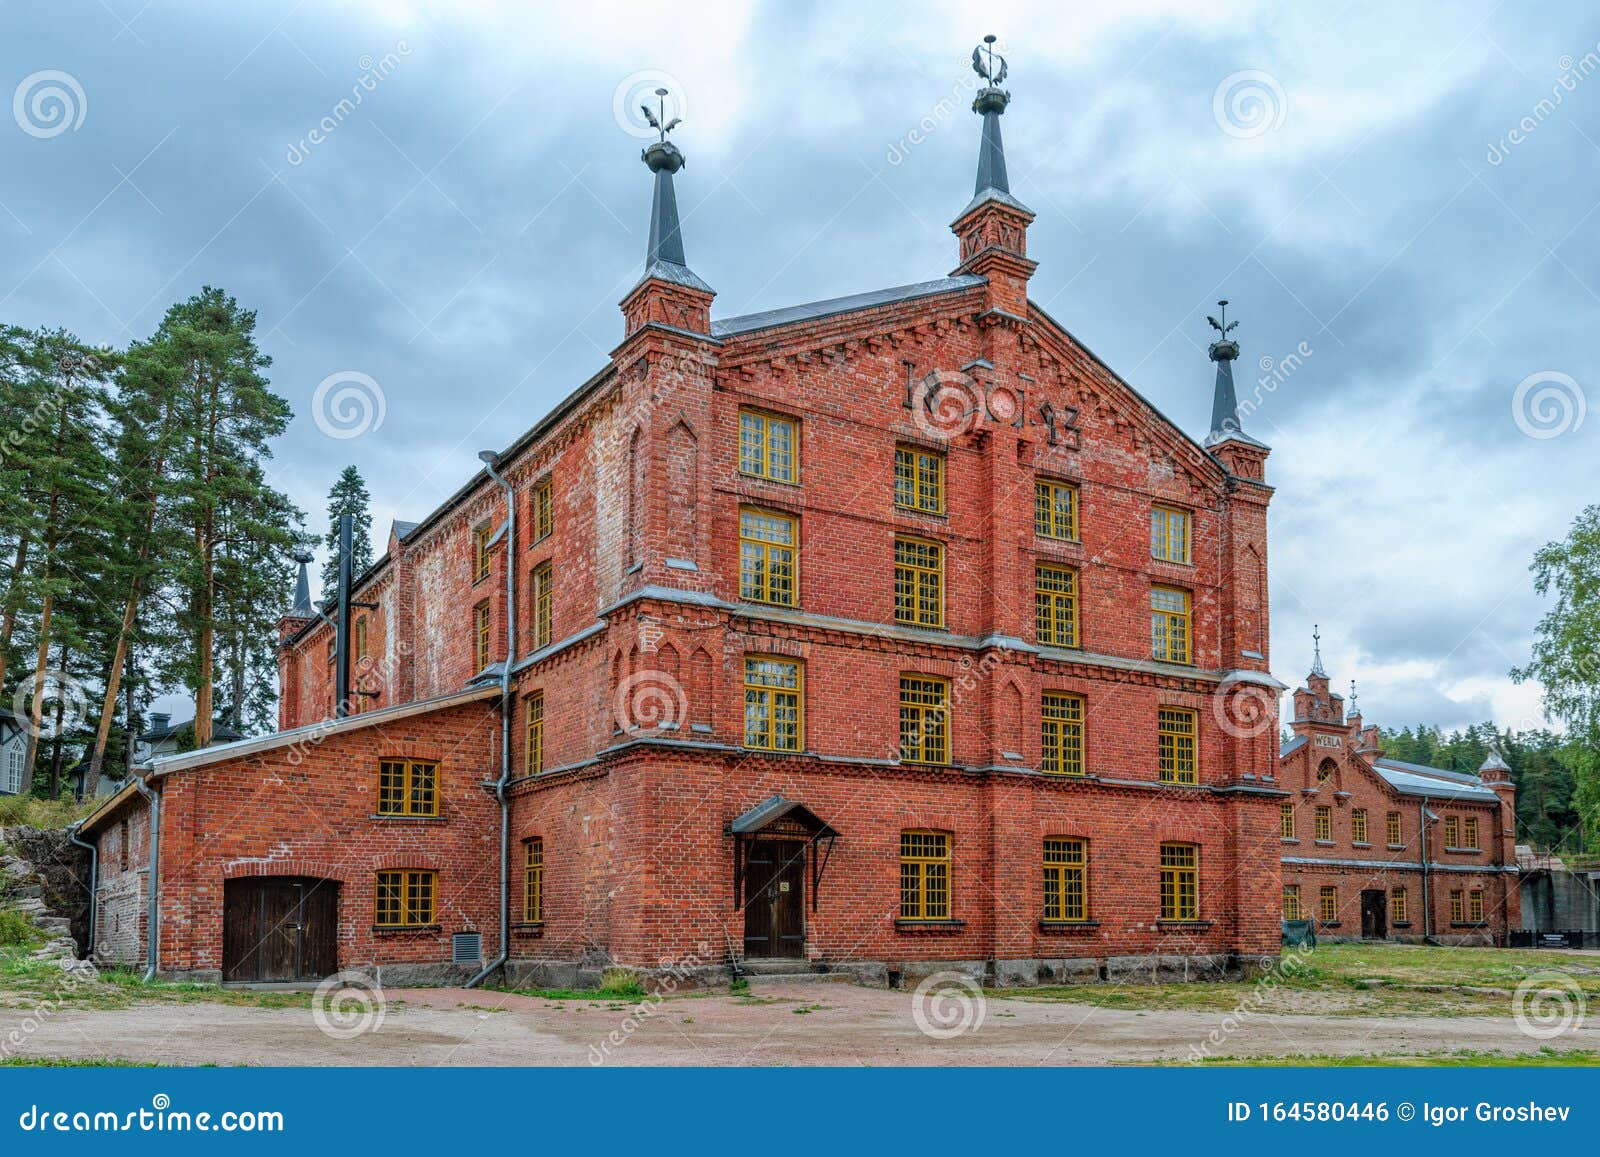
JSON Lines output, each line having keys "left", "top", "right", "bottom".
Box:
{"left": 972, "top": 35, "right": 1008, "bottom": 86}
{"left": 1207, "top": 299, "right": 1239, "bottom": 337}
{"left": 1310, "top": 624, "right": 1327, "bottom": 677}
{"left": 1349, "top": 679, "right": 1359, "bottom": 715}
{"left": 640, "top": 87, "right": 681, "bottom": 144}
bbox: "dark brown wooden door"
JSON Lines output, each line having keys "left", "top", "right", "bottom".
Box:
{"left": 742, "top": 840, "right": 805, "bottom": 959}
{"left": 1360, "top": 889, "right": 1387, "bottom": 940}
{"left": 223, "top": 877, "right": 338, "bottom": 981}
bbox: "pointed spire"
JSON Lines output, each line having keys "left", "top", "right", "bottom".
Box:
{"left": 1203, "top": 300, "right": 1268, "bottom": 450}
{"left": 637, "top": 88, "right": 711, "bottom": 294}
{"left": 959, "top": 36, "right": 1031, "bottom": 219}
{"left": 1310, "top": 624, "right": 1327, "bottom": 678}
{"left": 292, "top": 553, "right": 313, "bottom": 617}
{"left": 1479, "top": 748, "right": 1510, "bottom": 773}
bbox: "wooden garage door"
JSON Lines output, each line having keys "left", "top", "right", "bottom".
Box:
{"left": 223, "top": 877, "right": 338, "bottom": 982}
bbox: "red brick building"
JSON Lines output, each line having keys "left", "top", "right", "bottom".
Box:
{"left": 78, "top": 47, "right": 1290, "bottom": 988}
{"left": 1278, "top": 638, "right": 1519, "bottom": 945}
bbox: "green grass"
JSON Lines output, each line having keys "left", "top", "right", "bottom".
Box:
{"left": 0, "top": 949, "right": 313, "bottom": 1011}
{"left": 498, "top": 968, "right": 648, "bottom": 1004}
{"left": 0, "top": 796, "right": 97, "bottom": 829}
{"left": 0, "top": 908, "right": 42, "bottom": 949}
{"left": 0, "top": 1055, "right": 160, "bottom": 1068}
{"left": 1173, "top": 1048, "right": 1600, "bottom": 1068}
{"left": 994, "top": 943, "right": 1600, "bottom": 1018}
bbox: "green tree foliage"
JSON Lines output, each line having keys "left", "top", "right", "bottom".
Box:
{"left": 320, "top": 465, "right": 374, "bottom": 598}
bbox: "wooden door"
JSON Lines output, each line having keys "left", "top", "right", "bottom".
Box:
{"left": 223, "top": 877, "right": 338, "bottom": 982}
{"left": 742, "top": 840, "right": 805, "bottom": 959}
{"left": 1360, "top": 889, "right": 1387, "bottom": 940}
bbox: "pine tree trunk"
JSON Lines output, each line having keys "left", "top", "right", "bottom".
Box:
{"left": 20, "top": 589, "right": 52, "bottom": 793}
{"left": 0, "top": 531, "right": 29, "bottom": 693}
{"left": 86, "top": 583, "right": 139, "bottom": 796}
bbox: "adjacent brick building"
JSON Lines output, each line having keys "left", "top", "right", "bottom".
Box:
{"left": 1278, "top": 638, "right": 1519, "bottom": 945}
{"left": 77, "top": 47, "right": 1292, "bottom": 987}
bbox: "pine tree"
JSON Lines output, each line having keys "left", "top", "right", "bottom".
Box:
{"left": 149, "top": 288, "right": 298, "bottom": 749}
{"left": 320, "top": 465, "right": 374, "bottom": 598}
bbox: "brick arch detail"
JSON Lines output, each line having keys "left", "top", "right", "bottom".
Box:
{"left": 223, "top": 859, "right": 350, "bottom": 882}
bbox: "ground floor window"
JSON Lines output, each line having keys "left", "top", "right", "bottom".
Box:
{"left": 1282, "top": 884, "right": 1302, "bottom": 920}
{"left": 375, "top": 870, "right": 436, "bottom": 927}
{"left": 1158, "top": 842, "right": 1198, "bottom": 920}
{"left": 524, "top": 838, "right": 543, "bottom": 923}
{"left": 1391, "top": 886, "right": 1407, "bottom": 922}
{"left": 1468, "top": 889, "right": 1484, "bottom": 923}
{"left": 900, "top": 831, "right": 950, "bottom": 920}
{"left": 1449, "top": 889, "right": 1464, "bottom": 923}
{"left": 1042, "top": 838, "right": 1087, "bottom": 921}
{"left": 1319, "top": 885, "right": 1337, "bottom": 923}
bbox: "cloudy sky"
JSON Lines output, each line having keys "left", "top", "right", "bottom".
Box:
{"left": 4, "top": 1, "right": 1596, "bottom": 733}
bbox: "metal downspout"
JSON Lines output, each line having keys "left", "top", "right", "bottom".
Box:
{"left": 132, "top": 773, "right": 160, "bottom": 981}
{"left": 1418, "top": 798, "right": 1433, "bottom": 943}
{"left": 466, "top": 453, "right": 515, "bottom": 989}
{"left": 65, "top": 820, "right": 97, "bottom": 960}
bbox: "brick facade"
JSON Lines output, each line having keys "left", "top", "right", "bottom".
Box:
{"left": 1278, "top": 665, "right": 1519, "bottom": 945}
{"left": 80, "top": 73, "right": 1293, "bottom": 987}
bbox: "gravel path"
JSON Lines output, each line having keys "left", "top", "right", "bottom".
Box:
{"left": 7, "top": 979, "right": 1597, "bottom": 1066}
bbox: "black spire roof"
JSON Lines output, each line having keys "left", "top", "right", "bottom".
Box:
{"left": 290, "top": 555, "right": 313, "bottom": 617}
{"left": 957, "top": 36, "right": 1033, "bottom": 220}
{"left": 1202, "top": 300, "right": 1268, "bottom": 449}
{"left": 635, "top": 88, "right": 712, "bottom": 294}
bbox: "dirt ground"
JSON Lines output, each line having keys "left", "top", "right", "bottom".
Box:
{"left": 7, "top": 977, "right": 1598, "bottom": 1066}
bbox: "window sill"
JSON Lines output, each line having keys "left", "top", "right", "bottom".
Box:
{"left": 736, "top": 471, "right": 802, "bottom": 489}
{"left": 1387, "top": 844, "right": 1405, "bottom": 851}
{"left": 1391, "top": 921, "right": 1412, "bottom": 929}
{"left": 898, "top": 760, "right": 954, "bottom": 770}
{"left": 1156, "top": 920, "right": 1213, "bottom": 930}
{"left": 1451, "top": 922, "right": 1489, "bottom": 929}
{"left": 1157, "top": 778, "right": 1200, "bottom": 789}
{"left": 1318, "top": 921, "right": 1343, "bottom": 929}
{"left": 1315, "top": 840, "right": 1335, "bottom": 847}
{"left": 1279, "top": 838, "right": 1300, "bottom": 845}
{"left": 369, "top": 813, "right": 446, "bottom": 822}
{"left": 1039, "top": 920, "right": 1099, "bottom": 933}
{"left": 893, "top": 504, "right": 948, "bottom": 520}
{"left": 511, "top": 922, "right": 545, "bottom": 935}
{"left": 1352, "top": 842, "right": 1372, "bottom": 848}
{"left": 1444, "top": 847, "right": 1482, "bottom": 854}
{"left": 373, "top": 924, "right": 441, "bottom": 935}
{"left": 894, "top": 919, "right": 965, "bottom": 932}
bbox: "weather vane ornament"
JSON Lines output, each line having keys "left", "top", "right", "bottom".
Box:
{"left": 640, "top": 87, "right": 681, "bottom": 144}
{"left": 972, "top": 35, "right": 1007, "bottom": 86}
{"left": 1206, "top": 298, "right": 1241, "bottom": 364}
{"left": 1207, "top": 299, "right": 1239, "bottom": 337}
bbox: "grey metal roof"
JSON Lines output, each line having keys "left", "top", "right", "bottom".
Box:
{"left": 1280, "top": 735, "right": 1308, "bottom": 758}
{"left": 711, "top": 275, "right": 986, "bottom": 338}
{"left": 1372, "top": 759, "right": 1499, "bottom": 802}
{"left": 729, "top": 794, "right": 838, "bottom": 837}
{"left": 393, "top": 520, "right": 419, "bottom": 540}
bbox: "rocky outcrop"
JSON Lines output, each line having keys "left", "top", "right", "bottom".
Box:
{"left": 1, "top": 825, "right": 92, "bottom": 959}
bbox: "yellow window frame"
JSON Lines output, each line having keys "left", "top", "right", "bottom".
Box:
{"left": 893, "top": 535, "right": 944, "bottom": 627}
{"left": 525, "top": 692, "right": 544, "bottom": 774}
{"left": 1443, "top": 816, "right": 1459, "bottom": 847}
{"left": 1468, "top": 889, "right": 1483, "bottom": 922}
{"left": 1280, "top": 801, "right": 1295, "bottom": 839}
{"left": 473, "top": 523, "right": 493, "bottom": 583}
{"left": 524, "top": 837, "right": 544, "bottom": 923}
{"left": 1391, "top": 887, "right": 1407, "bottom": 922}
{"left": 1159, "top": 842, "right": 1198, "bottom": 920}
{"left": 900, "top": 830, "right": 950, "bottom": 920}
{"left": 1319, "top": 885, "right": 1337, "bottom": 923}
{"left": 533, "top": 480, "right": 553, "bottom": 543}
{"left": 531, "top": 561, "right": 553, "bottom": 649}
{"left": 743, "top": 656, "right": 803, "bottom": 752}
{"left": 377, "top": 758, "right": 440, "bottom": 816}
{"left": 1282, "top": 884, "right": 1302, "bottom": 920}
{"left": 738, "top": 507, "right": 798, "bottom": 606}
{"left": 1449, "top": 889, "right": 1464, "bottom": 923}
{"left": 1034, "top": 563, "right": 1078, "bottom": 647}
{"left": 1463, "top": 816, "right": 1479, "bottom": 850}
{"left": 1151, "top": 504, "right": 1191, "bottom": 564}
{"left": 1315, "top": 805, "right": 1332, "bottom": 841}
{"left": 1040, "top": 692, "right": 1084, "bottom": 776}
{"left": 1034, "top": 479, "right": 1078, "bottom": 540}
{"left": 375, "top": 869, "right": 436, "bottom": 927}
{"left": 1352, "top": 809, "right": 1368, "bottom": 844}
{"left": 1387, "top": 811, "right": 1403, "bottom": 846}
{"left": 474, "top": 600, "right": 492, "bottom": 671}
{"left": 894, "top": 445, "right": 945, "bottom": 514}
{"left": 899, "top": 675, "right": 950, "bottom": 765}
{"left": 738, "top": 408, "right": 798, "bottom": 483}
{"left": 1157, "top": 707, "right": 1197, "bottom": 784}
{"left": 1150, "top": 585, "right": 1191, "bottom": 664}
{"left": 1043, "top": 837, "right": 1087, "bottom": 922}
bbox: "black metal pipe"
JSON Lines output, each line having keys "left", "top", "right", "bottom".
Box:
{"left": 66, "top": 820, "right": 97, "bottom": 961}
{"left": 334, "top": 513, "right": 352, "bottom": 718}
